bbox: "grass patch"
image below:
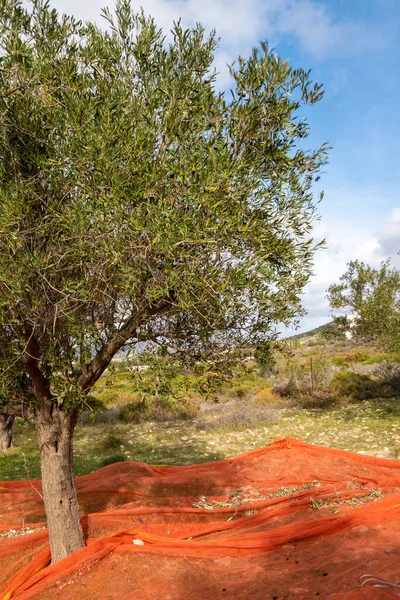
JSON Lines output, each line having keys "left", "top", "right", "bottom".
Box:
{"left": 1, "top": 397, "right": 400, "bottom": 483}
{"left": 197, "top": 402, "right": 279, "bottom": 432}
{"left": 2, "top": 340, "right": 400, "bottom": 483}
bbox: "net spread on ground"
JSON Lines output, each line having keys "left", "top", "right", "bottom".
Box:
{"left": 1, "top": 438, "right": 400, "bottom": 599}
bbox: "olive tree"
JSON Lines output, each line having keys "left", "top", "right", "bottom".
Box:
{"left": 0, "top": 414, "right": 13, "bottom": 449}
{"left": 327, "top": 259, "right": 400, "bottom": 350}
{"left": 0, "top": 327, "right": 34, "bottom": 449}
{"left": 0, "top": 0, "right": 328, "bottom": 563}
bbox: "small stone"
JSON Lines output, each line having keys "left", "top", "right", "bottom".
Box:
{"left": 133, "top": 539, "right": 144, "bottom": 546}
{"left": 181, "top": 436, "right": 189, "bottom": 441}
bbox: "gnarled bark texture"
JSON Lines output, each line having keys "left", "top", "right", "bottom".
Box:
{"left": 0, "top": 414, "right": 14, "bottom": 451}
{"left": 35, "top": 406, "right": 84, "bottom": 563}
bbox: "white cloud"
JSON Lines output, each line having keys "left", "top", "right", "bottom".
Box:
{"left": 43, "top": 0, "right": 384, "bottom": 93}
{"left": 291, "top": 206, "right": 400, "bottom": 334}
{"left": 375, "top": 208, "right": 400, "bottom": 261}
{"left": 271, "top": 0, "right": 383, "bottom": 56}
{"left": 45, "top": 0, "right": 382, "bottom": 76}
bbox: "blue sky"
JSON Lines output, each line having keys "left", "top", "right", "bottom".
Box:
{"left": 273, "top": 0, "right": 400, "bottom": 333}
{"left": 44, "top": 0, "right": 400, "bottom": 333}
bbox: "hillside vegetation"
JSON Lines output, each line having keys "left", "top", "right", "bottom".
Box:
{"left": 2, "top": 327, "right": 400, "bottom": 481}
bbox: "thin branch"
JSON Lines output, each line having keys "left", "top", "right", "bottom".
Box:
{"left": 22, "top": 453, "right": 44, "bottom": 500}
{"left": 1, "top": 329, "right": 35, "bottom": 375}
{"left": 78, "top": 291, "right": 176, "bottom": 392}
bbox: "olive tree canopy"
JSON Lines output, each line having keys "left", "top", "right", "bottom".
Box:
{"left": 328, "top": 259, "right": 400, "bottom": 350}
{"left": 0, "top": 0, "right": 328, "bottom": 563}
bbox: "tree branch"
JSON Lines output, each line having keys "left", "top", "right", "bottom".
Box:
{"left": 78, "top": 293, "right": 176, "bottom": 393}
{"left": 20, "top": 324, "right": 52, "bottom": 409}
{"left": 0, "top": 399, "right": 34, "bottom": 419}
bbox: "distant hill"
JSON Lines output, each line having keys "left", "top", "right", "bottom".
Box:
{"left": 288, "top": 321, "right": 334, "bottom": 341}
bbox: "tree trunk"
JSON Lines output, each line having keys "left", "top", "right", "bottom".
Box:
{"left": 35, "top": 405, "right": 85, "bottom": 563}
{"left": 0, "top": 414, "right": 14, "bottom": 451}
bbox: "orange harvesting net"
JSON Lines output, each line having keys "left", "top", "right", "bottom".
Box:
{"left": 1, "top": 437, "right": 400, "bottom": 600}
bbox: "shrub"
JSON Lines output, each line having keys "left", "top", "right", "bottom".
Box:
{"left": 146, "top": 396, "right": 200, "bottom": 422}
{"left": 148, "top": 397, "right": 175, "bottom": 422}
{"left": 312, "top": 355, "right": 334, "bottom": 390}
{"left": 195, "top": 370, "right": 225, "bottom": 399}
{"left": 96, "top": 393, "right": 200, "bottom": 424}
{"left": 231, "top": 384, "right": 251, "bottom": 399}
{"left": 172, "top": 373, "right": 198, "bottom": 394}
{"left": 330, "top": 371, "right": 382, "bottom": 400}
{"left": 198, "top": 402, "right": 279, "bottom": 432}
{"left": 96, "top": 390, "right": 139, "bottom": 405}
{"left": 79, "top": 411, "right": 92, "bottom": 425}
{"left": 119, "top": 395, "right": 200, "bottom": 423}
{"left": 320, "top": 322, "right": 346, "bottom": 342}
{"left": 94, "top": 389, "right": 121, "bottom": 406}
{"left": 331, "top": 356, "right": 348, "bottom": 368}
{"left": 374, "top": 362, "right": 400, "bottom": 395}
{"left": 94, "top": 406, "right": 120, "bottom": 424}
{"left": 85, "top": 395, "right": 106, "bottom": 411}
{"left": 253, "top": 387, "right": 283, "bottom": 407}
{"left": 78, "top": 395, "right": 106, "bottom": 425}
{"left": 364, "top": 353, "right": 400, "bottom": 365}
{"left": 102, "top": 431, "right": 125, "bottom": 451}
{"left": 175, "top": 396, "right": 200, "bottom": 420}
{"left": 228, "top": 374, "right": 270, "bottom": 399}
{"left": 353, "top": 351, "right": 371, "bottom": 363}
{"left": 277, "top": 360, "right": 309, "bottom": 397}
{"left": 307, "top": 339, "right": 324, "bottom": 347}
{"left": 294, "top": 392, "right": 337, "bottom": 409}
{"left": 332, "top": 351, "right": 372, "bottom": 366}
{"left": 254, "top": 342, "right": 276, "bottom": 376}
{"left": 331, "top": 340, "right": 354, "bottom": 353}
{"left": 275, "top": 355, "right": 337, "bottom": 408}
{"left": 101, "top": 453, "right": 126, "bottom": 467}
{"left": 118, "top": 401, "right": 144, "bottom": 424}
